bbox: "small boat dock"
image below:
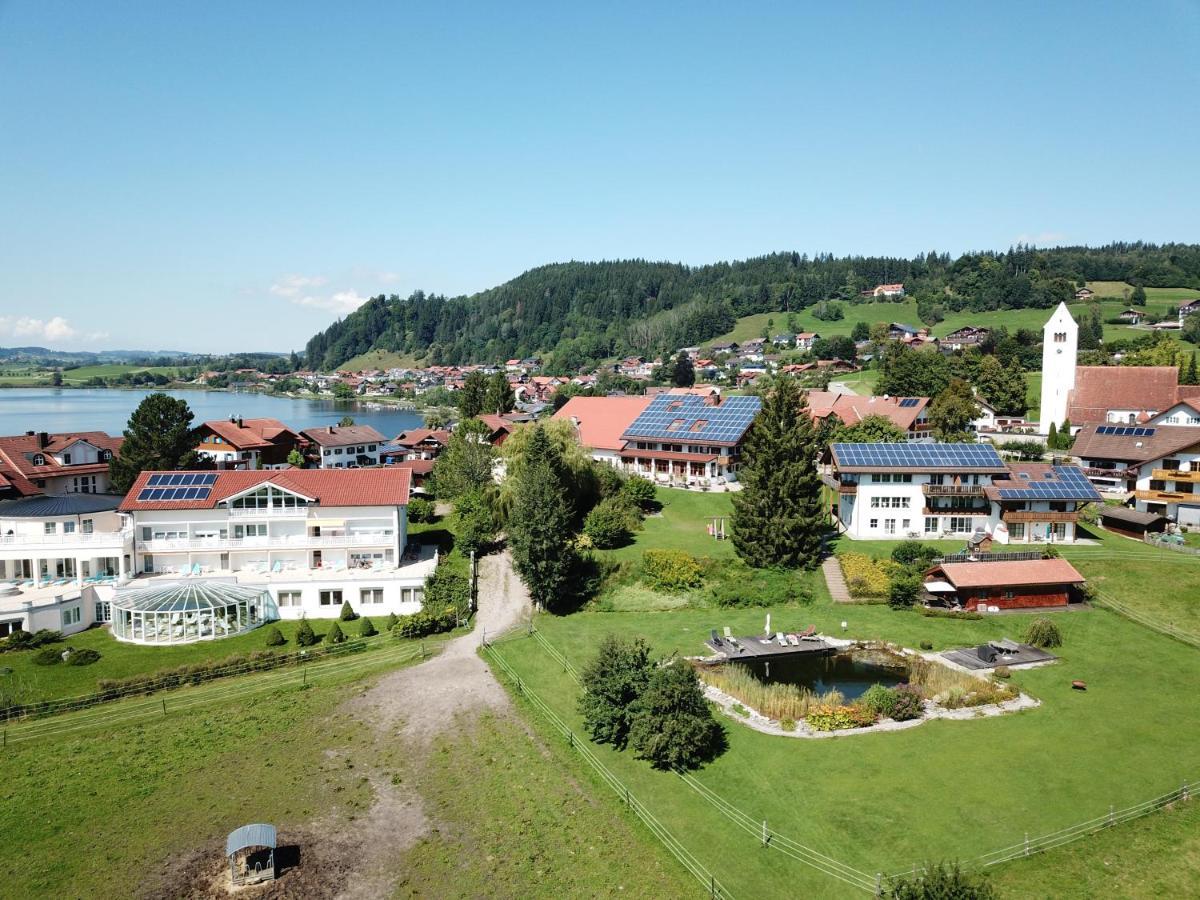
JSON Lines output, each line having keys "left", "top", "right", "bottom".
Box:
{"left": 705, "top": 629, "right": 834, "bottom": 660}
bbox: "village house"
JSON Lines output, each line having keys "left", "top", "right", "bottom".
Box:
{"left": 1117, "top": 308, "right": 1146, "bottom": 325}
{"left": 795, "top": 332, "right": 820, "bottom": 352}
{"left": 940, "top": 326, "right": 990, "bottom": 351}
{"left": 1074, "top": 287, "right": 1095, "bottom": 300}
{"left": 195, "top": 417, "right": 302, "bottom": 470}
{"left": 1179, "top": 299, "right": 1200, "bottom": 323}
{"left": 872, "top": 283, "right": 906, "bottom": 298}
{"left": 383, "top": 428, "right": 451, "bottom": 461}
{"left": 300, "top": 425, "right": 386, "bottom": 469}
{"left": 552, "top": 395, "right": 655, "bottom": 468}
{"left": 888, "top": 322, "right": 919, "bottom": 341}
{"left": 805, "top": 393, "right": 933, "bottom": 441}
{"left": 0, "top": 431, "right": 123, "bottom": 497}
{"left": 922, "top": 558, "right": 1085, "bottom": 612}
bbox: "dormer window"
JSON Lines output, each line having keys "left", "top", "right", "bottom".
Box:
{"left": 101, "top": 450, "right": 112, "bottom": 461}
{"left": 62, "top": 453, "right": 72, "bottom": 464}
{"left": 32, "top": 454, "right": 45, "bottom": 466}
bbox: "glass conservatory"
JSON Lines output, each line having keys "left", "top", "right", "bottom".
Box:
{"left": 111, "top": 582, "right": 278, "bottom": 645}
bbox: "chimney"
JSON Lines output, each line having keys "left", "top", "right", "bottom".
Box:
{"left": 238, "top": 417, "right": 244, "bottom": 429}
{"left": 25, "top": 430, "right": 34, "bottom": 437}
{"left": 37, "top": 432, "right": 49, "bottom": 448}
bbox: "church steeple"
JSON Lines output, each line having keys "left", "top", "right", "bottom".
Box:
{"left": 1039, "top": 302, "right": 1078, "bottom": 435}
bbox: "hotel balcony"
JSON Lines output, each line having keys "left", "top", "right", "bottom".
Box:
{"left": 0, "top": 529, "right": 133, "bottom": 553}
{"left": 226, "top": 507, "right": 310, "bottom": 518}
{"left": 922, "top": 484, "right": 986, "bottom": 497}
{"left": 141, "top": 532, "right": 396, "bottom": 553}
{"left": 1151, "top": 469, "right": 1200, "bottom": 483}
{"left": 1134, "top": 489, "right": 1195, "bottom": 504}
{"left": 1001, "top": 509, "right": 1079, "bottom": 524}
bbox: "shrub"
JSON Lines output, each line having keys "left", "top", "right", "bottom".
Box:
{"left": 779, "top": 717, "right": 796, "bottom": 732}
{"left": 806, "top": 704, "right": 876, "bottom": 732}
{"left": 423, "top": 568, "right": 471, "bottom": 618}
{"left": 358, "top": 617, "right": 377, "bottom": 638}
{"left": 642, "top": 550, "right": 702, "bottom": 592}
{"left": 295, "top": 617, "right": 319, "bottom": 647}
{"left": 264, "top": 626, "right": 286, "bottom": 647}
{"left": 731, "top": 702, "right": 749, "bottom": 717}
{"left": 860, "top": 683, "right": 899, "bottom": 717}
{"left": 385, "top": 612, "right": 399, "bottom": 631}
{"left": 32, "top": 647, "right": 63, "bottom": 666}
{"left": 622, "top": 475, "right": 658, "bottom": 510}
{"left": 629, "top": 661, "right": 723, "bottom": 770}
{"left": 0, "top": 628, "right": 63, "bottom": 653}
{"left": 709, "top": 570, "right": 815, "bottom": 608}
{"left": 326, "top": 621, "right": 346, "bottom": 644}
{"left": 919, "top": 640, "right": 934, "bottom": 650}
{"left": 393, "top": 605, "right": 458, "bottom": 638}
{"left": 889, "top": 684, "right": 925, "bottom": 721}
{"left": 837, "top": 552, "right": 891, "bottom": 598}
{"left": 920, "top": 607, "right": 983, "bottom": 620}
{"left": 583, "top": 494, "right": 640, "bottom": 549}
{"left": 65, "top": 647, "right": 101, "bottom": 666}
{"left": 890, "top": 540, "right": 939, "bottom": 568}
{"left": 887, "top": 860, "right": 996, "bottom": 900}
{"left": 407, "top": 496, "right": 436, "bottom": 523}
{"left": 579, "top": 634, "right": 653, "bottom": 749}
{"left": 888, "top": 573, "right": 923, "bottom": 609}
{"left": 339, "top": 600, "right": 358, "bottom": 622}
{"left": 1024, "top": 617, "right": 1062, "bottom": 648}
{"left": 992, "top": 665, "right": 1012, "bottom": 679}
{"left": 452, "top": 489, "right": 497, "bottom": 555}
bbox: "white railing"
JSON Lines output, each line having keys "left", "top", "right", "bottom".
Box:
{"left": 0, "top": 529, "right": 133, "bottom": 549}
{"left": 141, "top": 533, "right": 395, "bottom": 552}
{"left": 225, "top": 507, "right": 309, "bottom": 518}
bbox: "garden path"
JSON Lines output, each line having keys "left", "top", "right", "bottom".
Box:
{"left": 822, "top": 555, "right": 852, "bottom": 602}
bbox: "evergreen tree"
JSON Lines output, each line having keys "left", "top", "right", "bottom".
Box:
{"left": 484, "top": 371, "right": 516, "bottom": 414}
{"left": 578, "top": 634, "right": 653, "bottom": 749}
{"left": 326, "top": 621, "right": 346, "bottom": 644}
{"left": 1131, "top": 284, "right": 1147, "bottom": 306}
{"left": 108, "top": 393, "right": 201, "bottom": 493}
{"left": 507, "top": 425, "right": 574, "bottom": 610}
{"left": 433, "top": 419, "right": 494, "bottom": 499}
{"left": 1185, "top": 352, "right": 1199, "bottom": 386}
{"left": 339, "top": 600, "right": 358, "bottom": 621}
{"left": 929, "top": 378, "right": 981, "bottom": 442}
{"left": 458, "top": 371, "right": 489, "bottom": 418}
{"left": 851, "top": 321, "right": 870, "bottom": 342}
{"left": 731, "top": 375, "right": 825, "bottom": 568}
{"left": 628, "top": 661, "right": 723, "bottom": 770}
{"left": 295, "top": 617, "right": 318, "bottom": 647}
{"left": 671, "top": 352, "right": 696, "bottom": 387}
{"left": 1047, "top": 421, "right": 1058, "bottom": 450}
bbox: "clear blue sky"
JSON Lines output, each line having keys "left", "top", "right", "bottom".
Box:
{"left": 2, "top": 1, "right": 1198, "bottom": 353}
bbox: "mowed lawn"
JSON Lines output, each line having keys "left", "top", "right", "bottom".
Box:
{"left": 603, "top": 487, "right": 736, "bottom": 563}
{"left": 2, "top": 617, "right": 394, "bottom": 703}
{"left": 59, "top": 363, "right": 183, "bottom": 383}
{"left": 495, "top": 598, "right": 1200, "bottom": 898}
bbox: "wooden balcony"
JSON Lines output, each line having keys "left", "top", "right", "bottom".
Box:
{"left": 1152, "top": 469, "right": 1200, "bottom": 483}
{"left": 1135, "top": 489, "right": 1195, "bottom": 504}
{"left": 922, "top": 484, "right": 986, "bottom": 497}
{"left": 836, "top": 482, "right": 858, "bottom": 494}
{"left": 1001, "top": 509, "right": 1079, "bottom": 524}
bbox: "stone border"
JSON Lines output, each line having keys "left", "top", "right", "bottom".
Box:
{"left": 697, "top": 638, "right": 1042, "bottom": 740}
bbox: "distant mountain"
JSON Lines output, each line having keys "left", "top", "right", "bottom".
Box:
{"left": 304, "top": 243, "right": 1200, "bottom": 372}
{"left": 0, "top": 347, "right": 286, "bottom": 366}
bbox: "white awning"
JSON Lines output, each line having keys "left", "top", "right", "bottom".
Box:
{"left": 924, "top": 580, "right": 957, "bottom": 593}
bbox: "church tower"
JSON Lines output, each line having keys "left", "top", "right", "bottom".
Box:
{"left": 1039, "top": 301, "right": 1077, "bottom": 434}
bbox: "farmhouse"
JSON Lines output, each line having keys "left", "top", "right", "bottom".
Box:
{"left": 300, "top": 424, "right": 386, "bottom": 469}
{"left": 195, "top": 417, "right": 301, "bottom": 469}
{"left": 0, "top": 431, "right": 122, "bottom": 497}
{"left": 1071, "top": 423, "right": 1200, "bottom": 497}
{"left": 1117, "top": 308, "right": 1146, "bottom": 325}
{"left": 941, "top": 326, "right": 990, "bottom": 351}
{"left": 873, "top": 283, "right": 906, "bottom": 298}
{"left": 619, "top": 393, "right": 760, "bottom": 486}
{"left": 922, "top": 558, "right": 1085, "bottom": 612}
{"left": 552, "top": 395, "right": 655, "bottom": 467}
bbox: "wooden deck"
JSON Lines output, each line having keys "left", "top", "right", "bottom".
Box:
{"left": 705, "top": 634, "right": 834, "bottom": 660}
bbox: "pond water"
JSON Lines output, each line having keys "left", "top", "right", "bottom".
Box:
{"left": 0, "top": 388, "right": 424, "bottom": 437}
{"left": 735, "top": 650, "right": 907, "bottom": 700}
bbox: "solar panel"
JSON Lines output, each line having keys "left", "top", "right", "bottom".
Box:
{"left": 136, "top": 483, "right": 213, "bottom": 502}
{"left": 623, "top": 394, "right": 762, "bottom": 442}
{"left": 831, "top": 442, "right": 1005, "bottom": 470}
{"left": 996, "top": 466, "right": 1103, "bottom": 501}
{"left": 1096, "top": 425, "right": 1155, "bottom": 437}
{"left": 899, "top": 398, "right": 920, "bottom": 408}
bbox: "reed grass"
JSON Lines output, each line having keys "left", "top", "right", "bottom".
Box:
{"left": 697, "top": 662, "right": 844, "bottom": 721}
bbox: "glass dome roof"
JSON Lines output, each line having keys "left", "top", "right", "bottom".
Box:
{"left": 113, "top": 581, "right": 271, "bottom": 614}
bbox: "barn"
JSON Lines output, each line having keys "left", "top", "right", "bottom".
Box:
{"left": 922, "top": 558, "right": 1085, "bottom": 612}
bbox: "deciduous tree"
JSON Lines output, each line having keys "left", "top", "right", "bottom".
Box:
{"left": 629, "top": 661, "right": 723, "bottom": 770}
{"left": 928, "top": 378, "right": 981, "bottom": 442}
{"left": 578, "top": 634, "right": 653, "bottom": 748}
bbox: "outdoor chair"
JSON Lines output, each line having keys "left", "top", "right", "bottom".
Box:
{"left": 776, "top": 631, "right": 788, "bottom": 647}
{"left": 710, "top": 629, "right": 723, "bottom": 646}
{"left": 799, "top": 625, "right": 818, "bottom": 639}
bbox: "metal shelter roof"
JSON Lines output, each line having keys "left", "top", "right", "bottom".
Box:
{"left": 226, "top": 823, "right": 277, "bottom": 856}
{"left": 0, "top": 493, "right": 123, "bottom": 518}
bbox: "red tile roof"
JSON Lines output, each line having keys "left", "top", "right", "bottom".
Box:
{"left": 929, "top": 558, "right": 1084, "bottom": 589}
{"left": 552, "top": 396, "right": 655, "bottom": 451}
{"left": 1068, "top": 367, "right": 1182, "bottom": 425}
{"left": 805, "top": 392, "right": 928, "bottom": 430}
{"left": 392, "top": 428, "right": 450, "bottom": 447}
{"left": 199, "top": 417, "right": 299, "bottom": 450}
{"left": 388, "top": 459, "right": 435, "bottom": 476}
{"left": 119, "top": 468, "right": 410, "bottom": 511}
{"left": 0, "top": 431, "right": 122, "bottom": 482}
{"left": 1071, "top": 424, "right": 1200, "bottom": 464}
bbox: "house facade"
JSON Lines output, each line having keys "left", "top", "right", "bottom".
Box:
{"left": 118, "top": 468, "right": 434, "bottom": 619}
{"left": 195, "top": 417, "right": 301, "bottom": 469}
{"left": 300, "top": 425, "right": 386, "bottom": 468}
{"left": 923, "top": 558, "right": 1085, "bottom": 612}
{"left": 618, "top": 393, "right": 760, "bottom": 486}
{"left": 0, "top": 431, "right": 122, "bottom": 496}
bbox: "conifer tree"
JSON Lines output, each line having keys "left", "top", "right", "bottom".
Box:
{"left": 671, "top": 352, "right": 696, "bottom": 388}
{"left": 484, "top": 372, "right": 516, "bottom": 414}
{"left": 731, "top": 375, "right": 825, "bottom": 568}
{"left": 109, "top": 393, "right": 201, "bottom": 493}
{"left": 458, "top": 371, "right": 489, "bottom": 418}
{"left": 1185, "top": 352, "right": 1199, "bottom": 386}
{"left": 1047, "top": 421, "right": 1058, "bottom": 449}
{"left": 507, "top": 425, "right": 574, "bottom": 609}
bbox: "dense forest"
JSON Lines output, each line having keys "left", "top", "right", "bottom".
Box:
{"left": 304, "top": 243, "right": 1200, "bottom": 372}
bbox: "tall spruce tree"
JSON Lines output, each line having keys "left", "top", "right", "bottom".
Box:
{"left": 507, "top": 425, "right": 574, "bottom": 609}
{"left": 484, "top": 371, "right": 516, "bottom": 414}
{"left": 458, "top": 371, "right": 489, "bottom": 418}
{"left": 731, "top": 375, "right": 825, "bottom": 568}
{"left": 109, "top": 393, "right": 201, "bottom": 493}
{"left": 671, "top": 352, "right": 696, "bottom": 387}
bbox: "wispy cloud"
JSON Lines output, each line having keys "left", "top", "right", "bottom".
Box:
{"left": 269, "top": 274, "right": 371, "bottom": 315}
{"left": 290, "top": 289, "right": 369, "bottom": 314}
{"left": 1014, "top": 231, "right": 1066, "bottom": 246}
{"left": 269, "top": 274, "right": 330, "bottom": 299}
{"left": 0, "top": 315, "right": 85, "bottom": 343}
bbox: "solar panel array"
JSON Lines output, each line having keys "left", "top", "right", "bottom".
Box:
{"left": 832, "top": 442, "right": 1005, "bottom": 470}
{"left": 623, "top": 394, "right": 761, "bottom": 442}
{"left": 137, "top": 472, "right": 218, "bottom": 502}
{"left": 997, "top": 466, "right": 1102, "bottom": 501}
{"left": 1095, "top": 425, "right": 1156, "bottom": 437}
{"left": 898, "top": 397, "right": 920, "bottom": 408}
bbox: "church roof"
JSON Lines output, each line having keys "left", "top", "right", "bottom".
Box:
{"left": 1067, "top": 367, "right": 1182, "bottom": 425}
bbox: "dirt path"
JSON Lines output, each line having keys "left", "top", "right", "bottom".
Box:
{"left": 822, "top": 555, "right": 852, "bottom": 602}
{"left": 330, "top": 549, "right": 532, "bottom": 900}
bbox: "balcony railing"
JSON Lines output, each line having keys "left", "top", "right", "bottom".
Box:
{"left": 922, "top": 484, "right": 986, "bottom": 497}
{"left": 1001, "top": 510, "right": 1079, "bottom": 523}
{"left": 225, "top": 507, "right": 310, "bottom": 518}
{"left": 1152, "top": 468, "right": 1200, "bottom": 483}
{"left": 1134, "top": 489, "right": 1194, "bottom": 504}
{"left": 0, "top": 529, "right": 133, "bottom": 549}
{"left": 836, "top": 482, "right": 858, "bottom": 494}
{"left": 141, "top": 533, "right": 396, "bottom": 553}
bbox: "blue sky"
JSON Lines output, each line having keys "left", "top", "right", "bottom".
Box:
{"left": 1, "top": 2, "right": 1198, "bottom": 353}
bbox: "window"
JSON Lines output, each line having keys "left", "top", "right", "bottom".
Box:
{"left": 949, "top": 516, "right": 972, "bottom": 533}
{"left": 101, "top": 449, "right": 112, "bottom": 461}
{"left": 82, "top": 519, "right": 93, "bottom": 534}
{"left": 142, "top": 526, "right": 152, "bottom": 541}
{"left": 1004, "top": 591, "right": 1015, "bottom": 600}
{"left": 1050, "top": 523, "right": 1067, "bottom": 541}
{"left": 368, "top": 444, "right": 377, "bottom": 452}
{"left": 44, "top": 522, "right": 56, "bottom": 535}
{"left": 32, "top": 454, "right": 45, "bottom": 466}
{"left": 62, "top": 452, "right": 72, "bottom": 464}
{"left": 924, "top": 516, "right": 939, "bottom": 533}
{"left": 63, "top": 521, "right": 76, "bottom": 534}
{"left": 319, "top": 589, "right": 343, "bottom": 606}
{"left": 901, "top": 519, "right": 911, "bottom": 532}
{"left": 868, "top": 518, "right": 878, "bottom": 530}
{"left": 335, "top": 447, "right": 343, "bottom": 455}
{"left": 870, "top": 497, "right": 880, "bottom": 508}
{"left": 1009, "top": 522, "right": 1025, "bottom": 540}
{"left": 61, "top": 606, "right": 81, "bottom": 627}
{"left": 143, "top": 554, "right": 154, "bottom": 573}
{"left": 361, "top": 588, "right": 384, "bottom": 604}
{"left": 278, "top": 590, "right": 302, "bottom": 607}
{"left": 884, "top": 519, "right": 896, "bottom": 535}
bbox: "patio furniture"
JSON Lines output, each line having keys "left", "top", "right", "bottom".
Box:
{"left": 1072, "top": 680, "right": 1087, "bottom": 691}
{"left": 710, "top": 629, "right": 722, "bottom": 646}
{"left": 786, "top": 633, "right": 800, "bottom": 646}
{"left": 776, "top": 631, "right": 788, "bottom": 647}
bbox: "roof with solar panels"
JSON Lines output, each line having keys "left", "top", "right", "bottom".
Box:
{"left": 984, "top": 463, "right": 1103, "bottom": 503}
{"left": 119, "top": 468, "right": 410, "bottom": 511}
{"left": 621, "top": 393, "right": 761, "bottom": 446}
{"left": 829, "top": 442, "right": 1009, "bottom": 474}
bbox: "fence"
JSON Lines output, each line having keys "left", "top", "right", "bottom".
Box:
{"left": 1092, "top": 592, "right": 1200, "bottom": 650}
{"left": 517, "top": 628, "right": 1198, "bottom": 897}
{"left": 935, "top": 550, "right": 1044, "bottom": 564}
{"left": 1142, "top": 533, "right": 1200, "bottom": 556}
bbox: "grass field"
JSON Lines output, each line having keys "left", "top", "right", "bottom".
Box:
{"left": 2, "top": 617, "right": 395, "bottom": 703}
{"left": 339, "top": 348, "right": 425, "bottom": 371}
{"left": 604, "top": 487, "right": 735, "bottom": 563}
{"left": 59, "top": 363, "right": 183, "bottom": 383}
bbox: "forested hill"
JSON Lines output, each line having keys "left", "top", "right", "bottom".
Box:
{"left": 304, "top": 243, "right": 1200, "bottom": 371}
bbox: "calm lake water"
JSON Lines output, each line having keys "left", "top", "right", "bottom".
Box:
{"left": 0, "top": 388, "right": 424, "bottom": 438}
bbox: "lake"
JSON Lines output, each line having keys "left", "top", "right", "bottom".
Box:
{"left": 0, "top": 388, "right": 424, "bottom": 438}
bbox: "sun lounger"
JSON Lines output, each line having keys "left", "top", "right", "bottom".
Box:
{"left": 798, "top": 625, "right": 817, "bottom": 639}
{"left": 192, "top": 563, "right": 202, "bottom": 576}
{"left": 786, "top": 633, "right": 800, "bottom": 646}
{"left": 710, "top": 629, "right": 723, "bottom": 646}
{"left": 776, "top": 631, "right": 788, "bottom": 647}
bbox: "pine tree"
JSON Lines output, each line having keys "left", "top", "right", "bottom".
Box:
{"left": 458, "top": 371, "right": 489, "bottom": 418}
{"left": 1185, "top": 352, "right": 1199, "bottom": 386}
{"left": 507, "top": 425, "right": 574, "bottom": 609}
{"left": 731, "top": 375, "right": 825, "bottom": 568}
{"left": 671, "top": 352, "right": 695, "bottom": 388}
{"left": 484, "top": 372, "right": 516, "bottom": 414}
{"left": 108, "top": 392, "right": 201, "bottom": 493}
{"left": 1047, "top": 421, "right": 1058, "bottom": 449}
